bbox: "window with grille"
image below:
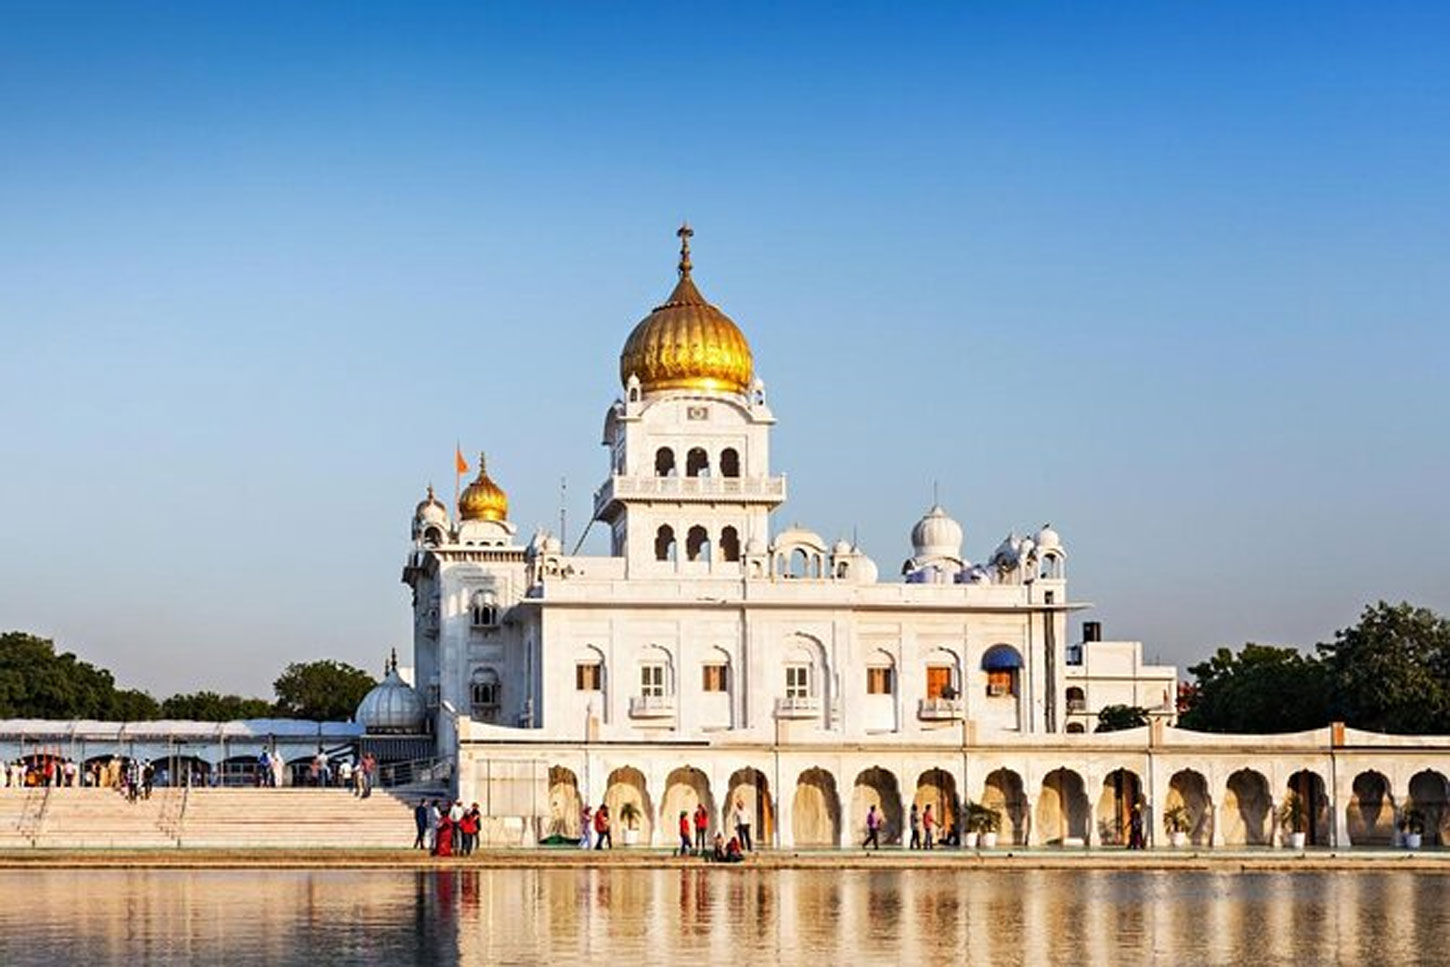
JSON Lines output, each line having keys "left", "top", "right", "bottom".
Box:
{"left": 987, "top": 669, "right": 1015, "bottom": 697}
{"left": 926, "top": 666, "right": 954, "bottom": 699}
{"left": 576, "top": 663, "right": 602, "bottom": 692}
{"left": 640, "top": 664, "right": 666, "bottom": 697}
{"left": 785, "top": 665, "right": 810, "bottom": 699}
{"left": 702, "top": 664, "right": 728, "bottom": 693}
{"left": 866, "top": 666, "right": 894, "bottom": 695}
{"left": 471, "top": 590, "right": 499, "bottom": 627}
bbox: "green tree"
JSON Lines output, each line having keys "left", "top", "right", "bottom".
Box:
{"left": 273, "top": 660, "right": 376, "bottom": 722}
{"left": 0, "top": 631, "right": 157, "bottom": 719}
{"left": 160, "top": 691, "right": 274, "bottom": 721}
{"left": 108, "top": 688, "right": 162, "bottom": 721}
{"left": 1095, "top": 704, "right": 1150, "bottom": 732}
{"left": 1318, "top": 601, "right": 1450, "bottom": 734}
{"left": 1179, "top": 643, "right": 1329, "bottom": 734}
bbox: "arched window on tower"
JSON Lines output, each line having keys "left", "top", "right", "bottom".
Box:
{"left": 470, "top": 590, "right": 499, "bottom": 628}
{"left": 654, "top": 525, "right": 677, "bottom": 562}
{"left": 422, "top": 526, "right": 444, "bottom": 548}
{"left": 471, "top": 668, "right": 501, "bottom": 723}
{"left": 685, "top": 447, "right": 709, "bottom": 478}
{"left": 686, "top": 525, "right": 711, "bottom": 562}
{"left": 655, "top": 448, "right": 676, "bottom": 477}
{"left": 719, "top": 448, "right": 740, "bottom": 478}
{"left": 720, "top": 526, "right": 741, "bottom": 562}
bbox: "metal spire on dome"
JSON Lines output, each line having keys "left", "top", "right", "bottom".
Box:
{"left": 677, "top": 222, "right": 693, "bottom": 278}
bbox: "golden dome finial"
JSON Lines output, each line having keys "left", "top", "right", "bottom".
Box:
{"left": 618, "top": 224, "right": 754, "bottom": 395}
{"left": 677, "top": 222, "right": 693, "bottom": 278}
{"left": 458, "top": 451, "right": 508, "bottom": 521}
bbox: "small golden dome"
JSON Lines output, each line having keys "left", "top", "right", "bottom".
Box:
{"left": 619, "top": 224, "right": 753, "bottom": 395}
{"left": 459, "top": 453, "right": 509, "bottom": 522}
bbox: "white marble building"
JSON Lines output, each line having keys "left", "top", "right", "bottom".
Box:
{"left": 396, "top": 227, "right": 1212, "bottom": 847}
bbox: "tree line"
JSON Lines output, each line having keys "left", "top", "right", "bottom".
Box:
{"left": 0, "top": 631, "right": 376, "bottom": 723}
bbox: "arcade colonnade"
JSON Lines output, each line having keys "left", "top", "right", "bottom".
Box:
{"left": 459, "top": 724, "right": 1450, "bottom": 850}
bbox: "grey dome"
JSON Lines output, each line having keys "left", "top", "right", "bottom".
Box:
{"left": 356, "top": 658, "right": 426, "bottom": 734}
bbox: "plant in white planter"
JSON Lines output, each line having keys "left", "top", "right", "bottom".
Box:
{"left": 967, "top": 801, "right": 1002, "bottom": 849}
{"left": 1277, "top": 792, "right": 1308, "bottom": 850}
{"left": 619, "top": 801, "right": 642, "bottom": 846}
{"left": 1163, "top": 803, "right": 1191, "bottom": 848}
{"left": 1398, "top": 802, "right": 1425, "bottom": 850}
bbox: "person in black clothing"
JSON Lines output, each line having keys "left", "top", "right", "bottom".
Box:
{"left": 413, "top": 800, "right": 429, "bottom": 850}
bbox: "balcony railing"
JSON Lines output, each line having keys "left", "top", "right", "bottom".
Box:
{"left": 629, "top": 694, "right": 677, "bottom": 719}
{"left": 774, "top": 695, "right": 820, "bottom": 719}
{"left": 595, "top": 474, "right": 787, "bottom": 515}
{"left": 917, "top": 697, "right": 965, "bottom": 721}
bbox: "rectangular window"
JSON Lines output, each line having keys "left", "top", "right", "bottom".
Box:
{"left": 640, "top": 664, "right": 666, "bottom": 697}
{"left": 576, "top": 663, "right": 602, "bottom": 692}
{"left": 987, "top": 669, "right": 1015, "bottom": 697}
{"left": 926, "top": 666, "right": 953, "bottom": 699}
{"left": 785, "top": 665, "right": 810, "bottom": 699}
{"left": 702, "top": 664, "right": 728, "bottom": 693}
{"left": 866, "top": 666, "right": 894, "bottom": 695}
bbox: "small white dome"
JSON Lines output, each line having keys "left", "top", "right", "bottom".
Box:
{"left": 355, "top": 657, "right": 426, "bottom": 735}
{"left": 911, "top": 505, "right": 963, "bottom": 559}
{"left": 1035, "top": 523, "right": 1061, "bottom": 550}
{"left": 773, "top": 525, "right": 826, "bottom": 551}
{"left": 414, "top": 485, "right": 449, "bottom": 526}
{"left": 832, "top": 539, "right": 853, "bottom": 556}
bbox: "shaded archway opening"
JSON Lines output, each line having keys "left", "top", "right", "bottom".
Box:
{"left": 914, "top": 768, "right": 959, "bottom": 839}
{"left": 1166, "top": 769, "right": 1214, "bottom": 846}
{"left": 719, "top": 448, "right": 740, "bottom": 478}
{"left": 791, "top": 767, "right": 841, "bottom": 847}
{"left": 1095, "top": 769, "right": 1142, "bottom": 846}
{"left": 547, "top": 766, "right": 582, "bottom": 839}
{"left": 686, "top": 525, "right": 711, "bottom": 563}
{"left": 655, "top": 448, "right": 676, "bottom": 477}
{"left": 725, "top": 767, "right": 775, "bottom": 847}
{"left": 1286, "top": 770, "right": 1330, "bottom": 846}
{"left": 654, "top": 525, "right": 676, "bottom": 563}
{"left": 1410, "top": 770, "right": 1450, "bottom": 846}
{"left": 1347, "top": 770, "right": 1395, "bottom": 846}
{"left": 720, "top": 526, "right": 741, "bottom": 563}
{"left": 604, "top": 765, "right": 654, "bottom": 845}
{"left": 850, "top": 766, "right": 904, "bottom": 846}
{"left": 1038, "top": 768, "right": 1090, "bottom": 845}
{"left": 1223, "top": 769, "right": 1272, "bottom": 846}
{"left": 982, "top": 768, "right": 1030, "bottom": 846}
{"left": 661, "top": 766, "right": 715, "bottom": 840}
{"left": 685, "top": 447, "right": 709, "bottom": 478}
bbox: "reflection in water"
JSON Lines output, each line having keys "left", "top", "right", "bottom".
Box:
{"left": 1, "top": 868, "right": 1448, "bottom": 965}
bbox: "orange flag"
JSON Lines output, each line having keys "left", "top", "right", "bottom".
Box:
{"left": 455, "top": 445, "right": 469, "bottom": 475}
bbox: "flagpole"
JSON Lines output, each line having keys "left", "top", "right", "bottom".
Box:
{"left": 455, "top": 441, "right": 463, "bottom": 517}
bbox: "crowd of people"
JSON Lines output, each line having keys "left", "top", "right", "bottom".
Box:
{"left": 252, "top": 749, "right": 376, "bottom": 796}
{"left": 5, "top": 755, "right": 159, "bottom": 800}
{"left": 568, "top": 795, "right": 756, "bottom": 862}
{"left": 412, "top": 799, "right": 481, "bottom": 856}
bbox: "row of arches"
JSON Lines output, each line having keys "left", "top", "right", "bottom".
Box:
{"left": 655, "top": 525, "right": 741, "bottom": 563}
{"left": 654, "top": 446, "right": 741, "bottom": 479}
{"left": 542, "top": 763, "right": 1450, "bottom": 848}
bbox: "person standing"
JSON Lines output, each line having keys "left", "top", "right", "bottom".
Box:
{"left": 580, "top": 805, "right": 594, "bottom": 849}
{"left": 594, "top": 804, "right": 612, "bottom": 850}
{"left": 676, "top": 811, "right": 692, "bottom": 857}
{"left": 414, "top": 800, "right": 429, "bottom": 850}
{"left": 908, "top": 804, "right": 921, "bottom": 850}
{"left": 863, "top": 804, "right": 882, "bottom": 850}
{"left": 693, "top": 803, "right": 709, "bottom": 854}
{"left": 460, "top": 804, "right": 479, "bottom": 855}
{"left": 733, "top": 796, "right": 753, "bottom": 852}
{"left": 922, "top": 804, "right": 936, "bottom": 850}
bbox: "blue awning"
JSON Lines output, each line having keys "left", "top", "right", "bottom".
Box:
{"left": 982, "top": 646, "right": 1023, "bottom": 671}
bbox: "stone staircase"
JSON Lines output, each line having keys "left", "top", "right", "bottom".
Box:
{"left": 0, "top": 786, "right": 438, "bottom": 849}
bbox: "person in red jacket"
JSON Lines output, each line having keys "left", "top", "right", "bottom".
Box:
{"left": 676, "top": 810, "right": 692, "bottom": 856}
{"left": 593, "top": 804, "right": 612, "bottom": 850}
{"left": 693, "top": 803, "right": 709, "bottom": 854}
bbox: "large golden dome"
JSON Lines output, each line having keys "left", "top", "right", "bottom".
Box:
{"left": 458, "top": 453, "right": 508, "bottom": 522}
{"left": 619, "top": 225, "right": 753, "bottom": 395}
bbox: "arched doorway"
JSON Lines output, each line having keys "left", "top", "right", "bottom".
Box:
{"left": 1038, "top": 768, "right": 1090, "bottom": 845}
{"left": 791, "top": 768, "right": 841, "bottom": 847}
{"left": 547, "top": 766, "right": 582, "bottom": 839}
{"left": 724, "top": 767, "right": 775, "bottom": 847}
{"left": 1347, "top": 770, "right": 1395, "bottom": 846}
{"left": 1409, "top": 770, "right": 1450, "bottom": 846}
{"left": 914, "top": 769, "right": 959, "bottom": 840}
{"left": 604, "top": 766, "right": 653, "bottom": 845}
{"left": 850, "top": 767, "right": 903, "bottom": 846}
{"left": 982, "top": 768, "right": 1030, "bottom": 845}
{"left": 661, "top": 766, "right": 715, "bottom": 840}
{"left": 1095, "top": 769, "right": 1142, "bottom": 846}
{"left": 1286, "top": 770, "right": 1330, "bottom": 846}
{"left": 1223, "top": 769, "right": 1272, "bottom": 846}
{"left": 1166, "top": 769, "right": 1214, "bottom": 846}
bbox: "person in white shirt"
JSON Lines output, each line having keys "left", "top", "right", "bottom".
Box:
{"left": 733, "top": 797, "right": 753, "bottom": 852}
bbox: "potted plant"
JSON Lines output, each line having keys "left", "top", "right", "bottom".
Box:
{"left": 619, "top": 801, "right": 642, "bottom": 846}
{"left": 1399, "top": 802, "right": 1425, "bottom": 849}
{"left": 1277, "top": 792, "right": 1308, "bottom": 850}
{"left": 968, "top": 802, "right": 1002, "bottom": 849}
{"left": 959, "top": 801, "right": 980, "bottom": 849}
{"left": 1163, "top": 803, "right": 1190, "bottom": 848}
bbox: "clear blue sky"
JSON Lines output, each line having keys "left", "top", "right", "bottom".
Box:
{"left": 2, "top": 2, "right": 1446, "bottom": 698}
